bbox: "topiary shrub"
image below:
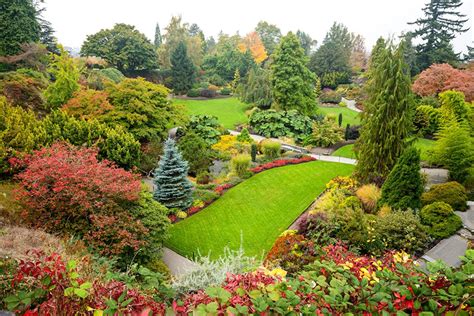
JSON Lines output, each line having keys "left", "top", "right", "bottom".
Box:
{"left": 420, "top": 202, "right": 462, "bottom": 239}
{"left": 236, "top": 128, "right": 252, "bottom": 143}
{"left": 250, "top": 143, "right": 257, "bottom": 162}
{"left": 356, "top": 184, "right": 381, "bottom": 214}
{"left": 421, "top": 181, "right": 468, "bottom": 212}
{"left": 261, "top": 140, "right": 281, "bottom": 160}
{"left": 231, "top": 154, "right": 251, "bottom": 178}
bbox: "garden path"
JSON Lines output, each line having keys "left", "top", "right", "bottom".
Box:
{"left": 341, "top": 97, "right": 362, "bottom": 113}
{"left": 162, "top": 247, "right": 199, "bottom": 276}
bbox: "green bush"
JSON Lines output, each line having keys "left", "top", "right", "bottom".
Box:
{"left": 231, "top": 154, "right": 251, "bottom": 178}
{"left": 305, "top": 118, "right": 344, "bottom": 147}
{"left": 414, "top": 105, "right": 441, "bottom": 136}
{"left": 219, "top": 87, "right": 232, "bottom": 95}
{"left": 236, "top": 128, "right": 252, "bottom": 143}
{"left": 262, "top": 140, "right": 281, "bottom": 159}
{"left": 196, "top": 171, "right": 211, "bottom": 185}
{"left": 421, "top": 181, "right": 468, "bottom": 212}
{"left": 250, "top": 143, "right": 257, "bottom": 162}
{"left": 193, "top": 189, "right": 219, "bottom": 204}
{"left": 187, "top": 89, "right": 201, "bottom": 97}
{"left": 374, "top": 210, "right": 430, "bottom": 254}
{"left": 420, "top": 202, "right": 462, "bottom": 239}
{"left": 178, "top": 131, "right": 213, "bottom": 176}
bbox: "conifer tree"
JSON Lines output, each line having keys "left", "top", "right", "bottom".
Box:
{"left": 355, "top": 41, "right": 414, "bottom": 184}
{"left": 170, "top": 42, "right": 196, "bottom": 95}
{"left": 153, "top": 138, "right": 193, "bottom": 210}
{"left": 154, "top": 23, "right": 162, "bottom": 48}
{"left": 380, "top": 147, "right": 424, "bottom": 210}
{"left": 409, "top": 0, "right": 469, "bottom": 71}
{"left": 271, "top": 32, "right": 316, "bottom": 115}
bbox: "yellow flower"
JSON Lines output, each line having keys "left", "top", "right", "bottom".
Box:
{"left": 269, "top": 268, "right": 287, "bottom": 278}
{"left": 394, "top": 251, "right": 410, "bottom": 263}
{"left": 280, "top": 230, "right": 297, "bottom": 237}
{"left": 341, "top": 261, "right": 353, "bottom": 270}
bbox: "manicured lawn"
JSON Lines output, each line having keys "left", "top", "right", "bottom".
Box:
{"left": 173, "top": 97, "right": 249, "bottom": 129}
{"left": 165, "top": 161, "right": 354, "bottom": 259}
{"left": 332, "top": 138, "right": 437, "bottom": 161}
{"left": 318, "top": 106, "right": 361, "bottom": 126}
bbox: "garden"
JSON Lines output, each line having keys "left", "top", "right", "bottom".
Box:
{"left": 0, "top": 0, "right": 473, "bottom": 314}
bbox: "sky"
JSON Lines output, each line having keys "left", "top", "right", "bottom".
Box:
{"left": 44, "top": 0, "right": 473, "bottom": 53}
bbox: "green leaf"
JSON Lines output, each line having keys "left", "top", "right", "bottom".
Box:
{"left": 74, "top": 288, "right": 88, "bottom": 299}
{"left": 66, "top": 260, "right": 77, "bottom": 271}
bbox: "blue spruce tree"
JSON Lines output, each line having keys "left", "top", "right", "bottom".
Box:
{"left": 153, "top": 138, "right": 193, "bottom": 210}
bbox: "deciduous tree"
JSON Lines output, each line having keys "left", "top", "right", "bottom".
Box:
{"left": 255, "top": 21, "right": 281, "bottom": 56}
{"left": 238, "top": 32, "right": 268, "bottom": 64}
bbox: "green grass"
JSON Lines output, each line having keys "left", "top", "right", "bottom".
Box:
{"left": 332, "top": 138, "right": 437, "bottom": 161}
{"left": 318, "top": 106, "right": 361, "bottom": 126}
{"left": 165, "top": 161, "right": 354, "bottom": 259}
{"left": 173, "top": 97, "right": 249, "bottom": 129}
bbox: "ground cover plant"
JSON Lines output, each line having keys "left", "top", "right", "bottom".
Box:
{"left": 173, "top": 97, "right": 248, "bottom": 129}
{"left": 165, "top": 161, "right": 354, "bottom": 259}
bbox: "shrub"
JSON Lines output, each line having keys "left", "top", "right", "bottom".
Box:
{"left": 344, "top": 124, "right": 360, "bottom": 140}
{"left": 231, "top": 154, "right": 251, "bottom": 178}
{"left": 305, "top": 118, "right": 344, "bottom": 147}
{"left": 319, "top": 89, "right": 342, "bottom": 103}
{"left": 249, "top": 109, "right": 312, "bottom": 143}
{"left": 250, "top": 156, "right": 315, "bottom": 173}
{"left": 200, "top": 89, "right": 217, "bottom": 98}
{"left": 193, "top": 189, "right": 219, "bottom": 204}
{"left": 178, "top": 131, "right": 213, "bottom": 176}
{"left": 187, "top": 88, "right": 200, "bottom": 97}
{"left": 356, "top": 184, "right": 381, "bottom": 214}
{"left": 414, "top": 105, "right": 441, "bottom": 136}
{"left": 62, "top": 89, "right": 113, "bottom": 120}
{"left": 188, "top": 115, "right": 222, "bottom": 145}
{"left": 420, "top": 202, "right": 462, "bottom": 239}
{"left": 380, "top": 146, "right": 423, "bottom": 211}
{"left": 250, "top": 143, "right": 257, "bottom": 162}
{"left": 236, "top": 128, "right": 252, "bottom": 143}
{"left": 374, "top": 210, "right": 430, "bottom": 254}
{"left": 212, "top": 135, "right": 245, "bottom": 158}
{"left": 338, "top": 101, "right": 347, "bottom": 107}
{"left": 219, "top": 87, "right": 232, "bottom": 95}
{"left": 421, "top": 181, "right": 468, "bottom": 212}
{"left": 177, "top": 211, "right": 187, "bottom": 219}
{"left": 196, "top": 171, "right": 211, "bottom": 185}
{"left": 261, "top": 140, "right": 281, "bottom": 159}
{"left": 439, "top": 90, "right": 472, "bottom": 126}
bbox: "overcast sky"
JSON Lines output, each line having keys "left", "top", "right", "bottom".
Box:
{"left": 44, "top": 0, "right": 473, "bottom": 53}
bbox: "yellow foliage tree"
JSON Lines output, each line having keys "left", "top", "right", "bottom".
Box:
{"left": 238, "top": 32, "right": 268, "bottom": 64}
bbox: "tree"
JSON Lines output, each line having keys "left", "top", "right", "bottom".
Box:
{"left": 409, "top": 0, "right": 469, "bottom": 71}
{"left": 178, "top": 131, "right": 213, "bottom": 175}
{"left": 171, "top": 42, "right": 196, "bottom": 95}
{"left": 309, "top": 22, "right": 353, "bottom": 81}
{"left": 104, "top": 78, "right": 187, "bottom": 143}
{"left": 34, "top": 1, "right": 58, "bottom": 54}
{"left": 44, "top": 46, "right": 80, "bottom": 109}
{"left": 349, "top": 34, "right": 368, "bottom": 73}
{"left": 238, "top": 32, "right": 268, "bottom": 64}
{"left": 271, "top": 32, "right": 316, "bottom": 115}
{"left": 380, "top": 147, "right": 423, "bottom": 210}
{"left": 62, "top": 89, "right": 113, "bottom": 120}
{"left": 368, "top": 37, "right": 387, "bottom": 71}
{"left": 401, "top": 32, "right": 419, "bottom": 76}
{"left": 296, "top": 30, "right": 317, "bottom": 56}
{"left": 255, "top": 21, "right": 281, "bottom": 56}
{"left": 0, "top": 0, "right": 40, "bottom": 57}
{"left": 154, "top": 22, "right": 162, "bottom": 47}
{"left": 239, "top": 67, "right": 273, "bottom": 108}
{"left": 412, "top": 63, "right": 474, "bottom": 102}
{"left": 81, "top": 24, "right": 158, "bottom": 74}
{"left": 355, "top": 42, "right": 415, "bottom": 184}
{"left": 153, "top": 138, "right": 193, "bottom": 210}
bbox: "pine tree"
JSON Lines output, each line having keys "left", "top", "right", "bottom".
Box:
{"left": 0, "top": 0, "right": 41, "bottom": 56}
{"left": 153, "top": 138, "right": 193, "bottom": 210}
{"left": 154, "top": 23, "right": 162, "bottom": 48}
{"left": 232, "top": 68, "right": 241, "bottom": 93}
{"left": 409, "top": 0, "right": 469, "bottom": 71}
{"left": 170, "top": 42, "right": 196, "bottom": 95}
{"left": 271, "top": 32, "right": 316, "bottom": 115}
{"left": 380, "top": 146, "right": 424, "bottom": 210}
{"left": 354, "top": 41, "right": 415, "bottom": 184}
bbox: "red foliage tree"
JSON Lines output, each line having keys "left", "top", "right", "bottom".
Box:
{"left": 15, "top": 142, "right": 144, "bottom": 258}
{"left": 412, "top": 63, "right": 474, "bottom": 101}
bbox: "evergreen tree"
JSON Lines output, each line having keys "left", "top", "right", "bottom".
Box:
{"left": 239, "top": 67, "right": 273, "bottom": 109}
{"left": 154, "top": 22, "right": 162, "bottom": 48}
{"left": 153, "top": 138, "right": 193, "bottom": 210}
{"left": 255, "top": 21, "right": 281, "bottom": 56}
{"left": 409, "top": 0, "right": 469, "bottom": 71}
{"left": 178, "top": 131, "right": 212, "bottom": 176}
{"left": 368, "top": 37, "right": 386, "bottom": 73}
{"left": 355, "top": 41, "right": 415, "bottom": 184}
{"left": 271, "top": 32, "right": 316, "bottom": 115}
{"left": 170, "top": 42, "right": 196, "bottom": 95}
{"left": 0, "top": 0, "right": 41, "bottom": 56}
{"left": 401, "top": 33, "right": 419, "bottom": 76}
{"left": 296, "top": 30, "right": 316, "bottom": 56}
{"left": 380, "top": 147, "right": 424, "bottom": 210}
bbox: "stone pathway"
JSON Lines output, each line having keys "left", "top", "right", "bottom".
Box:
{"left": 419, "top": 201, "right": 473, "bottom": 268}
{"left": 341, "top": 97, "right": 362, "bottom": 113}
{"left": 162, "top": 247, "right": 199, "bottom": 276}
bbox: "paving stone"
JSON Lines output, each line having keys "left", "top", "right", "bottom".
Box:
{"left": 424, "top": 235, "right": 468, "bottom": 267}
{"left": 162, "top": 247, "right": 199, "bottom": 276}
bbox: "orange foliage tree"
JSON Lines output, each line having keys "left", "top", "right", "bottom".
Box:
{"left": 412, "top": 63, "right": 474, "bottom": 102}
{"left": 238, "top": 32, "right": 268, "bottom": 64}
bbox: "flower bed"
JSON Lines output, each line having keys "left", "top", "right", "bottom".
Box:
{"left": 250, "top": 156, "right": 316, "bottom": 173}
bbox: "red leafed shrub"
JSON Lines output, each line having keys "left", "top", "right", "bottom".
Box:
{"left": 62, "top": 89, "right": 113, "bottom": 120}
{"left": 413, "top": 63, "right": 474, "bottom": 101}
{"left": 214, "top": 183, "right": 234, "bottom": 195}
{"left": 15, "top": 142, "right": 144, "bottom": 258}
{"left": 250, "top": 156, "right": 316, "bottom": 173}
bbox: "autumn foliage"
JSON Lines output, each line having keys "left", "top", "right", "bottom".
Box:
{"left": 238, "top": 32, "right": 268, "bottom": 64}
{"left": 15, "top": 142, "right": 145, "bottom": 258}
{"left": 412, "top": 63, "right": 474, "bottom": 101}
{"left": 62, "top": 89, "right": 113, "bottom": 120}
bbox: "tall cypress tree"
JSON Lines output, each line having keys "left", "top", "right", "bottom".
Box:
{"left": 354, "top": 41, "right": 415, "bottom": 184}
{"left": 0, "top": 0, "right": 41, "bottom": 56}
{"left": 154, "top": 23, "right": 162, "bottom": 48}
{"left": 271, "top": 32, "right": 316, "bottom": 115}
{"left": 153, "top": 138, "right": 193, "bottom": 210}
{"left": 170, "top": 41, "right": 196, "bottom": 95}
{"left": 409, "top": 0, "right": 469, "bottom": 71}
{"left": 380, "top": 146, "right": 424, "bottom": 210}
